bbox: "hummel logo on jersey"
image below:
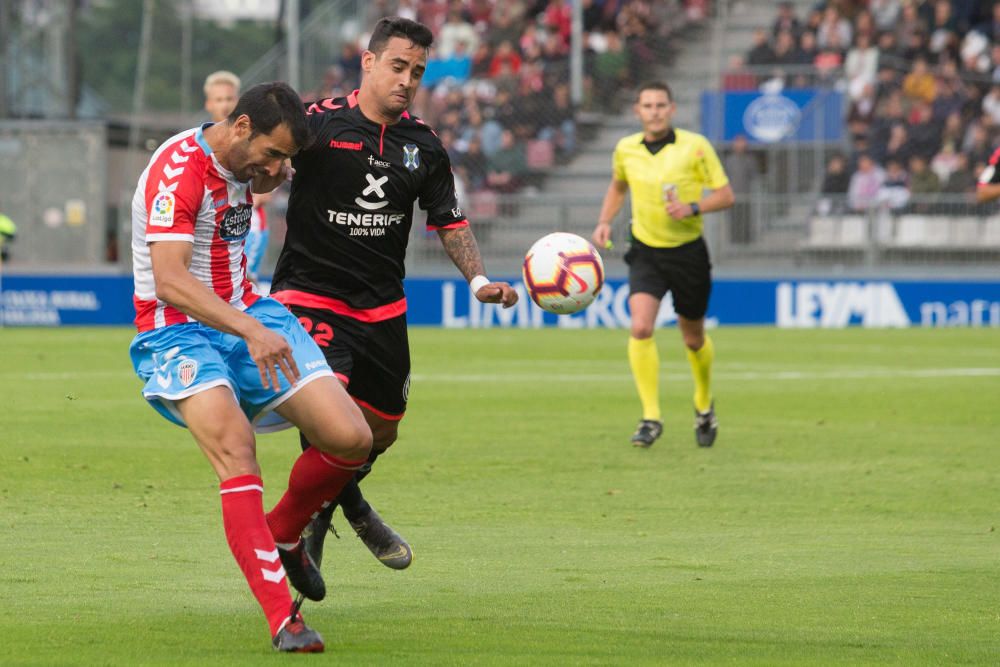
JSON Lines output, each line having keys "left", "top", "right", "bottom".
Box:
{"left": 330, "top": 140, "right": 363, "bottom": 151}
{"left": 355, "top": 173, "right": 388, "bottom": 211}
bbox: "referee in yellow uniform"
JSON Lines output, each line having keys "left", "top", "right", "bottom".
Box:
{"left": 592, "top": 81, "right": 734, "bottom": 448}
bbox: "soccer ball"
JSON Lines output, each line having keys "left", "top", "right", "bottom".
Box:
{"left": 522, "top": 232, "right": 605, "bottom": 314}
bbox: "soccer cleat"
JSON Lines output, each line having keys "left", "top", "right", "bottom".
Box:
{"left": 277, "top": 541, "right": 326, "bottom": 601}
{"left": 272, "top": 605, "right": 324, "bottom": 653}
{"left": 694, "top": 403, "right": 718, "bottom": 447}
{"left": 302, "top": 503, "right": 338, "bottom": 572}
{"left": 631, "top": 419, "right": 663, "bottom": 448}
{"left": 349, "top": 507, "right": 413, "bottom": 570}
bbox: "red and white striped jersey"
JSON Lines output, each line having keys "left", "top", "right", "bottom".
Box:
{"left": 131, "top": 125, "right": 260, "bottom": 332}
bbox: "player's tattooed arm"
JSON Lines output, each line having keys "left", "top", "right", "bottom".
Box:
{"left": 437, "top": 227, "right": 486, "bottom": 282}
{"left": 437, "top": 227, "right": 519, "bottom": 308}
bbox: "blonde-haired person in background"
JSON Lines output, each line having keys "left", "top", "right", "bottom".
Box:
{"left": 204, "top": 70, "right": 241, "bottom": 122}
{"left": 204, "top": 70, "right": 271, "bottom": 283}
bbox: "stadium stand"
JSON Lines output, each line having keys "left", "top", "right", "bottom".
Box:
{"left": 720, "top": 0, "right": 1000, "bottom": 265}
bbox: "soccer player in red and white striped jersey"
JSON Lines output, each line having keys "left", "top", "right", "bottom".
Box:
{"left": 128, "top": 82, "right": 372, "bottom": 652}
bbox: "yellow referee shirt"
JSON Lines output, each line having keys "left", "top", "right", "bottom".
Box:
{"left": 612, "top": 128, "right": 729, "bottom": 248}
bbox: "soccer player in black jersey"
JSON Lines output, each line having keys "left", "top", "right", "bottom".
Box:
{"left": 270, "top": 17, "right": 518, "bottom": 577}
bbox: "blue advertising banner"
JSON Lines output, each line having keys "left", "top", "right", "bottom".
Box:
{"left": 2, "top": 275, "right": 999, "bottom": 328}
{"left": 700, "top": 89, "right": 844, "bottom": 144}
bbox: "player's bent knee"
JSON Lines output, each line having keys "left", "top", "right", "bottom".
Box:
{"left": 631, "top": 327, "right": 655, "bottom": 340}
{"left": 309, "top": 421, "right": 372, "bottom": 461}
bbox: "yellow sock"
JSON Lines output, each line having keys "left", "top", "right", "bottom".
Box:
{"left": 628, "top": 336, "right": 660, "bottom": 421}
{"left": 686, "top": 335, "right": 714, "bottom": 413}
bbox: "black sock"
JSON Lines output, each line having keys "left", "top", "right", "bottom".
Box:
{"left": 338, "top": 448, "right": 382, "bottom": 521}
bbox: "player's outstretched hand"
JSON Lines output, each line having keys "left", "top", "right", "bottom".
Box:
{"left": 475, "top": 281, "right": 519, "bottom": 309}
{"left": 244, "top": 324, "right": 301, "bottom": 390}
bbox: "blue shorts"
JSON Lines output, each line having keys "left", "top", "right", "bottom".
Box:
{"left": 129, "top": 297, "right": 334, "bottom": 433}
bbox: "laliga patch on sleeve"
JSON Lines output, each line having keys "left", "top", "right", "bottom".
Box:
{"left": 149, "top": 192, "right": 176, "bottom": 227}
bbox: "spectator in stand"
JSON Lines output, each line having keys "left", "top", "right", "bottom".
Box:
{"left": 943, "top": 152, "right": 976, "bottom": 194}
{"left": 930, "top": 142, "right": 961, "bottom": 183}
{"left": 901, "top": 28, "right": 932, "bottom": 61}
{"left": 723, "top": 135, "right": 757, "bottom": 243}
{"left": 544, "top": 0, "right": 573, "bottom": 48}
{"left": 488, "top": 40, "right": 522, "bottom": 78}
{"left": 772, "top": 1, "right": 802, "bottom": 38}
{"left": 896, "top": 2, "right": 928, "bottom": 48}
{"left": 594, "top": 30, "right": 630, "bottom": 109}
{"left": 816, "top": 7, "right": 852, "bottom": 50}
{"left": 854, "top": 10, "right": 876, "bottom": 41}
{"left": 537, "top": 82, "right": 577, "bottom": 158}
{"left": 974, "top": 2, "right": 1000, "bottom": 44}
{"left": 337, "top": 43, "right": 362, "bottom": 90}
{"left": 870, "top": 0, "right": 901, "bottom": 33}
{"left": 848, "top": 154, "right": 885, "bottom": 211}
{"left": 723, "top": 54, "right": 757, "bottom": 91}
{"left": 486, "top": 129, "right": 528, "bottom": 194}
{"left": 817, "top": 153, "right": 851, "bottom": 215}
{"left": 867, "top": 90, "right": 905, "bottom": 157}
{"left": 908, "top": 101, "right": 943, "bottom": 158}
{"left": 815, "top": 30, "right": 846, "bottom": 84}
{"left": 909, "top": 154, "right": 941, "bottom": 211}
{"left": 746, "top": 29, "right": 775, "bottom": 68}
{"left": 963, "top": 120, "right": 993, "bottom": 167}
{"left": 877, "top": 158, "right": 911, "bottom": 212}
{"left": 903, "top": 56, "right": 936, "bottom": 104}
{"left": 844, "top": 32, "right": 879, "bottom": 100}
{"left": 939, "top": 111, "right": 965, "bottom": 149}
{"left": 847, "top": 82, "right": 878, "bottom": 140}
{"left": 772, "top": 30, "right": 802, "bottom": 69}
{"left": 931, "top": 73, "right": 967, "bottom": 121}
{"left": 981, "top": 84, "right": 1000, "bottom": 125}
{"left": 798, "top": 30, "right": 819, "bottom": 65}
{"left": 458, "top": 135, "right": 490, "bottom": 191}
{"left": 883, "top": 123, "right": 915, "bottom": 166}
{"left": 928, "top": 0, "right": 959, "bottom": 56}
{"left": 437, "top": 4, "right": 479, "bottom": 58}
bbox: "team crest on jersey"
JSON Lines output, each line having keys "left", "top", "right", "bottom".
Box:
{"left": 220, "top": 204, "right": 252, "bottom": 241}
{"left": 177, "top": 359, "right": 198, "bottom": 387}
{"left": 403, "top": 144, "right": 420, "bottom": 171}
{"left": 150, "top": 192, "right": 175, "bottom": 227}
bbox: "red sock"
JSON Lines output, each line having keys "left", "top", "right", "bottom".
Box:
{"left": 219, "top": 475, "right": 292, "bottom": 637}
{"left": 266, "top": 447, "right": 367, "bottom": 546}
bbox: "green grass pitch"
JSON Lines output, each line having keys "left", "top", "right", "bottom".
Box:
{"left": 1, "top": 326, "right": 999, "bottom": 665}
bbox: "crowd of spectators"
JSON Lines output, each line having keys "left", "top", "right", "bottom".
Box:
{"left": 304, "top": 0, "right": 706, "bottom": 206}
{"left": 728, "top": 0, "right": 1000, "bottom": 215}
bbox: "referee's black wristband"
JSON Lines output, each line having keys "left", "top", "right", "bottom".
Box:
{"left": 689, "top": 202, "right": 700, "bottom": 217}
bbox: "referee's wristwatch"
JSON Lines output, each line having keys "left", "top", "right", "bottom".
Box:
{"left": 689, "top": 202, "right": 701, "bottom": 217}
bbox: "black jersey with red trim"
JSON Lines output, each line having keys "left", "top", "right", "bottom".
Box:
{"left": 271, "top": 91, "right": 467, "bottom": 310}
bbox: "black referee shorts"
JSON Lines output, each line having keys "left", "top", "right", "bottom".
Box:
{"left": 287, "top": 304, "right": 410, "bottom": 419}
{"left": 624, "top": 236, "right": 712, "bottom": 320}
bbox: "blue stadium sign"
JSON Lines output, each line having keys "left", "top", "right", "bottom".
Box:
{"left": 2, "top": 275, "right": 999, "bottom": 328}
{"left": 700, "top": 89, "right": 844, "bottom": 144}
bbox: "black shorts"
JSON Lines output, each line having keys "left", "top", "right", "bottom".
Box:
{"left": 624, "top": 236, "right": 712, "bottom": 320}
{"left": 287, "top": 304, "right": 410, "bottom": 420}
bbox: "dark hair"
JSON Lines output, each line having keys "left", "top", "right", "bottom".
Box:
{"left": 368, "top": 16, "right": 434, "bottom": 55}
{"left": 228, "top": 81, "right": 311, "bottom": 150}
{"left": 636, "top": 81, "right": 673, "bottom": 103}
